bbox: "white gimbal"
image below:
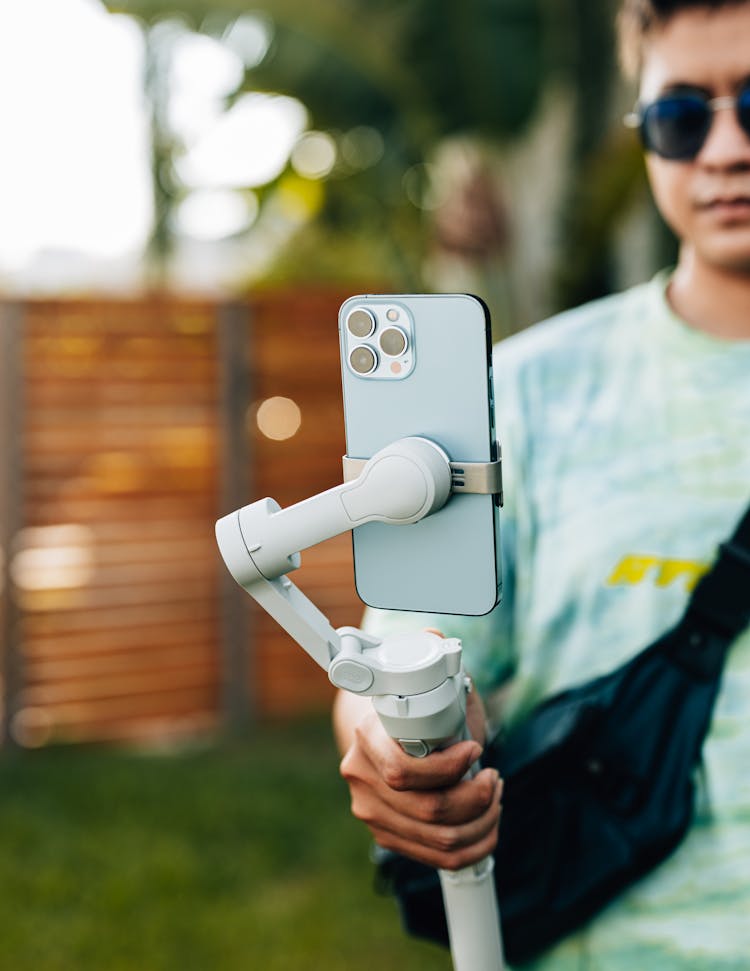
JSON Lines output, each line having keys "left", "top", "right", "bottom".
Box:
{"left": 215, "top": 436, "right": 504, "bottom": 971}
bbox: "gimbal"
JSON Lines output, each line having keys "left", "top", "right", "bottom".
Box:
{"left": 215, "top": 436, "right": 505, "bottom": 971}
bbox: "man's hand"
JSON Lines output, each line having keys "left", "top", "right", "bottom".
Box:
{"left": 334, "top": 686, "right": 502, "bottom": 871}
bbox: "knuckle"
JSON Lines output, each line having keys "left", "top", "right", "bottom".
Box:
{"left": 338, "top": 751, "right": 358, "bottom": 783}
{"left": 446, "top": 844, "right": 484, "bottom": 871}
{"left": 434, "top": 826, "right": 500, "bottom": 871}
{"left": 382, "top": 764, "right": 410, "bottom": 791}
{"left": 434, "top": 826, "right": 462, "bottom": 853}
{"left": 350, "top": 797, "right": 375, "bottom": 826}
{"left": 419, "top": 791, "right": 449, "bottom": 824}
{"left": 353, "top": 720, "right": 376, "bottom": 750}
{"left": 371, "top": 830, "right": 397, "bottom": 852}
{"left": 475, "top": 771, "right": 495, "bottom": 801}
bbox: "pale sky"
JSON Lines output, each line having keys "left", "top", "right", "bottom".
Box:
{"left": 0, "top": 0, "right": 150, "bottom": 269}
{"left": 0, "top": 0, "right": 306, "bottom": 282}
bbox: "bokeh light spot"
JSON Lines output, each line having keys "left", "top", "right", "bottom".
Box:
{"left": 255, "top": 397, "right": 302, "bottom": 441}
{"left": 291, "top": 131, "right": 337, "bottom": 180}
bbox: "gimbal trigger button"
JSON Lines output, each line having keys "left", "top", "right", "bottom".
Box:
{"left": 398, "top": 739, "right": 430, "bottom": 758}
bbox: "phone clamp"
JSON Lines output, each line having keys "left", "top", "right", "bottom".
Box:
{"left": 342, "top": 451, "right": 503, "bottom": 503}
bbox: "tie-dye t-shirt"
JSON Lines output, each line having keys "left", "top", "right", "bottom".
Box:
{"left": 363, "top": 272, "right": 750, "bottom": 970}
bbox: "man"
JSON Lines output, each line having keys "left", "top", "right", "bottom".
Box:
{"left": 334, "top": 1, "right": 750, "bottom": 966}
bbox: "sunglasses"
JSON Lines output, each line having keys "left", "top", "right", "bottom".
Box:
{"left": 624, "top": 85, "right": 750, "bottom": 160}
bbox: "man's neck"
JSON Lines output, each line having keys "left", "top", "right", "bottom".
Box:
{"left": 668, "top": 249, "right": 750, "bottom": 340}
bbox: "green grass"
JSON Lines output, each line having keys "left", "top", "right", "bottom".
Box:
{"left": 0, "top": 719, "right": 451, "bottom": 970}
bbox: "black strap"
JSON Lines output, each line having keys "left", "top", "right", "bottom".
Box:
{"left": 688, "top": 503, "right": 750, "bottom": 637}
{"left": 665, "top": 503, "right": 750, "bottom": 676}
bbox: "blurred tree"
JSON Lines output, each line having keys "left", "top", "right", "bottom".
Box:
{"left": 106, "top": 0, "right": 657, "bottom": 327}
{"left": 552, "top": 0, "right": 642, "bottom": 309}
{"left": 106, "top": 0, "right": 547, "bottom": 305}
{"left": 142, "top": 20, "right": 183, "bottom": 284}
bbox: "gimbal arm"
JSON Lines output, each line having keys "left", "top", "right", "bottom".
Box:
{"left": 215, "top": 437, "right": 451, "bottom": 672}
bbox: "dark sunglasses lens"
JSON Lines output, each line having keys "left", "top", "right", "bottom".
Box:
{"left": 642, "top": 96, "right": 710, "bottom": 159}
{"left": 738, "top": 86, "right": 750, "bottom": 137}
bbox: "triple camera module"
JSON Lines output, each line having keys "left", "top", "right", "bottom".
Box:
{"left": 344, "top": 303, "right": 414, "bottom": 380}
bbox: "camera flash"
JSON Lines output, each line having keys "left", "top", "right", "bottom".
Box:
{"left": 386, "top": 308, "right": 399, "bottom": 322}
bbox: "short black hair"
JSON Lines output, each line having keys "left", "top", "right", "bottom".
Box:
{"left": 617, "top": 0, "right": 748, "bottom": 76}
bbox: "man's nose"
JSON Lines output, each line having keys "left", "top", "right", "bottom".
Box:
{"left": 697, "top": 101, "right": 750, "bottom": 167}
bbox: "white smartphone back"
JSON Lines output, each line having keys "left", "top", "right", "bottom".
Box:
{"left": 339, "top": 293, "right": 501, "bottom": 616}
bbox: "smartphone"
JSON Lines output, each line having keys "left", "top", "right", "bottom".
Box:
{"left": 339, "top": 293, "right": 501, "bottom": 616}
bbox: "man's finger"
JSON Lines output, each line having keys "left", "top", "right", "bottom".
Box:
{"left": 355, "top": 719, "right": 482, "bottom": 791}
{"left": 368, "top": 781, "right": 503, "bottom": 871}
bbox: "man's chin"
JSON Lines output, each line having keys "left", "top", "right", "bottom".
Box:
{"left": 700, "top": 238, "right": 750, "bottom": 276}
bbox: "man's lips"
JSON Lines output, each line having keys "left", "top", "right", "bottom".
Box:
{"left": 695, "top": 194, "right": 750, "bottom": 219}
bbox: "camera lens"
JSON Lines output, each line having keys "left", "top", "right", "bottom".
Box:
{"left": 349, "top": 345, "right": 378, "bottom": 374}
{"left": 379, "top": 327, "right": 408, "bottom": 357}
{"left": 346, "top": 308, "right": 376, "bottom": 339}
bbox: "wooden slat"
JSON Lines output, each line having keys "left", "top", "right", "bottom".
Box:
{"left": 3, "top": 289, "right": 369, "bottom": 745}
{"left": 6, "top": 299, "right": 224, "bottom": 744}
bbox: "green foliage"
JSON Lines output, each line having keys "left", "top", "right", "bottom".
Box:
{"left": 554, "top": 132, "right": 650, "bottom": 309}
{"left": 235, "top": 0, "right": 549, "bottom": 290}
{"left": 401, "top": 0, "right": 545, "bottom": 139}
{"left": 0, "top": 722, "right": 450, "bottom": 970}
{"left": 262, "top": 221, "right": 424, "bottom": 290}
{"left": 243, "top": 0, "right": 546, "bottom": 144}
{"left": 106, "top": 0, "right": 658, "bottom": 314}
{"left": 104, "top": 0, "right": 550, "bottom": 291}
{"left": 243, "top": 22, "right": 400, "bottom": 137}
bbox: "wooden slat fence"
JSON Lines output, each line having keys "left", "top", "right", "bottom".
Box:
{"left": 0, "top": 291, "right": 364, "bottom": 747}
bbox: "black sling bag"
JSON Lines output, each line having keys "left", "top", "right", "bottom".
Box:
{"left": 377, "top": 503, "right": 750, "bottom": 965}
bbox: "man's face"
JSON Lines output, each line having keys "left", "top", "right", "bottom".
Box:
{"left": 640, "top": 4, "right": 750, "bottom": 272}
